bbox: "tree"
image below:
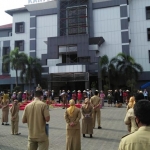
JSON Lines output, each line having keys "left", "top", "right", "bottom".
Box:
{"left": 115, "top": 53, "right": 143, "bottom": 81}
{"left": 100, "top": 55, "right": 117, "bottom": 89}
{"left": 3, "top": 47, "right": 27, "bottom": 86}
{"left": 20, "top": 56, "right": 42, "bottom": 91}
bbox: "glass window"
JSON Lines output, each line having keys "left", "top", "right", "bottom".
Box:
{"left": 67, "top": 6, "right": 87, "bottom": 35}
{"left": 146, "top": 6, "right": 150, "bottom": 20}
{"left": 147, "top": 28, "right": 150, "bottom": 41}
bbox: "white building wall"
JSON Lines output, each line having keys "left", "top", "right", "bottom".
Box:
{"left": 129, "top": 0, "right": 150, "bottom": 71}
{"left": 93, "top": 6, "right": 122, "bottom": 59}
{"left": 11, "top": 12, "right": 30, "bottom": 77}
{"left": 36, "top": 14, "right": 60, "bottom": 67}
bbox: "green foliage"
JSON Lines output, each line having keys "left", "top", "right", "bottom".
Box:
{"left": 99, "top": 53, "right": 143, "bottom": 91}
{"left": 3, "top": 47, "right": 28, "bottom": 86}
{"left": 20, "top": 56, "right": 42, "bottom": 90}
{"left": 13, "top": 86, "right": 21, "bottom": 93}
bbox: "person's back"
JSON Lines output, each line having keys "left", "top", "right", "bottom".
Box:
{"left": 24, "top": 99, "right": 48, "bottom": 140}
{"left": 119, "top": 100, "right": 150, "bottom": 150}
{"left": 119, "top": 126, "right": 150, "bottom": 150}
{"left": 22, "top": 90, "right": 50, "bottom": 150}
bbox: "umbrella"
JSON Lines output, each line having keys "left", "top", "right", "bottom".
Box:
{"left": 141, "top": 82, "right": 150, "bottom": 89}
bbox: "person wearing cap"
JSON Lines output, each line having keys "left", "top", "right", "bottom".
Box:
{"left": 67, "top": 90, "right": 72, "bottom": 102}
{"left": 81, "top": 98, "right": 93, "bottom": 138}
{"left": 119, "top": 99, "right": 150, "bottom": 150}
{"left": 65, "top": 99, "right": 81, "bottom": 150}
{"left": 83, "top": 90, "right": 87, "bottom": 99}
{"left": 72, "top": 90, "right": 77, "bottom": 104}
{"left": 1, "top": 90, "right": 9, "bottom": 125}
{"left": 22, "top": 90, "right": 50, "bottom": 150}
{"left": 10, "top": 99, "right": 21, "bottom": 135}
{"left": 61, "top": 90, "right": 68, "bottom": 109}
{"left": 50, "top": 90, "right": 55, "bottom": 101}
{"left": 90, "top": 90, "right": 102, "bottom": 129}
{"left": 77, "top": 90, "right": 82, "bottom": 104}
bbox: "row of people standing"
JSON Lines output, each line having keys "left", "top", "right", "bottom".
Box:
{"left": 107, "top": 89, "right": 130, "bottom": 107}
{"left": 65, "top": 90, "right": 102, "bottom": 150}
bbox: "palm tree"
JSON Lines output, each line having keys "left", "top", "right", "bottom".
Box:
{"left": 3, "top": 47, "right": 27, "bottom": 86}
{"left": 20, "top": 56, "right": 42, "bottom": 91}
{"left": 115, "top": 53, "right": 143, "bottom": 81}
{"left": 100, "top": 55, "right": 117, "bottom": 89}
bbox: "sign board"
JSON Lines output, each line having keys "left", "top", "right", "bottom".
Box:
{"left": 28, "top": 0, "right": 51, "bottom": 4}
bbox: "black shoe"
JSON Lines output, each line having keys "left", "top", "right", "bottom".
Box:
{"left": 90, "top": 134, "right": 93, "bottom": 138}
{"left": 98, "top": 126, "right": 102, "bottom": 129}
{"left": 83, "top": 134, "right": 85, "bottom": 137}
{"left": 5, "top": 123, "right": 9, "bottom": 125}
{"left": 62, "top": 108, "right": 65, "bottom": 109}
{"left": 15, "top": 133, "right": 21, "bottom": 135}
{"left": 2, "top": 123, "right": 4, "bottom": 125}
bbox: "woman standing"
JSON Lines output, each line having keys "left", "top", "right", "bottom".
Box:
{"left": 10, "top": 100, "right": 21, "bottom": 135}
{"left": 81, "top": 98, "right": 93, "bottom": 138}
{"left": 1, "top": 91, "right": 9, "bottom": 125}
{"left": 65, "top": 99, "right": 81, "bottom": 150}
{"left": 124, "top": 96, "right": 138, "bottom": 133}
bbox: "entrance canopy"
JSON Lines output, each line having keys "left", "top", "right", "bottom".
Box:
{"left": 50, "top": 72, "right": 89, "bottom": 82}
{"left": 141, "top": 82, "right": 150, "bottom": 89}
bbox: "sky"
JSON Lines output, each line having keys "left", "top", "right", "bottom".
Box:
{"left": 0, "top": 0, "right": 29, "bottom": 26}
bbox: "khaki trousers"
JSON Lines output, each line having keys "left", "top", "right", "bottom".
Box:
{"left": 11, "top": 120, "right": 19, "bottom": 134}
{"left": 92, "top": 108, "right": 101, "bottom": 128}
{"left": 28, "top": 138, "right": 49, "bottom": 150}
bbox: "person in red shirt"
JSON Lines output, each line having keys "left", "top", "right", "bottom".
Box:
{"left": 77, "top": 90, "right": 83, "bottom": 104}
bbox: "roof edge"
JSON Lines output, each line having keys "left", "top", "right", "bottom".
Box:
{"left": 5, "top": 7, "right": 28, "bottom": 16}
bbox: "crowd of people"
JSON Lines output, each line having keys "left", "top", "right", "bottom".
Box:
{"left": 0, "top": 85, "right": 150, "bottom": 150}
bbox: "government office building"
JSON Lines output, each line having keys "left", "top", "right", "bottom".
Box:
{"left": 0, "top": 0, "right": 150, "bottom": 92}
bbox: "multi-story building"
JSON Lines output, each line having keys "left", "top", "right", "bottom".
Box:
{"left": 0, "top": 0, "right": 150, "bottom": 92}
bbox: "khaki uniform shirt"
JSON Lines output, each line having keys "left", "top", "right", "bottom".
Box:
{"left": 118, "top": 126, "right": 150, "bottom": 150}
{"left": 90, "top": 95, "right": 101, "bottom": 109}
{"left": 124, "top": 108, "right": 138, "bottom": 133}
{"left": 22, "top": 98, "right": 50, "bottom": 141}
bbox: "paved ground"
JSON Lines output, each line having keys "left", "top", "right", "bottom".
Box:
{"left": 0, "top": 103, "right": 128, "bottom": 150}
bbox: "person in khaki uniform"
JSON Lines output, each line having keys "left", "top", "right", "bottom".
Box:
{"left": 81, "top": 98, "right": 93, "bottom": 138}
{"left": 65, "top": 99, "right": 81, "bottom": 150}
{"left": 118, "top": 100, "right": 150, "bottom": 150}
{"left": 90, "top": 90, "right": 102, "bottom": 129}
{"left": 22, "top": 90, "right": 50, "bottom": 150}
{"left": 10, "top": 99, "right": 21, "bottom": 135}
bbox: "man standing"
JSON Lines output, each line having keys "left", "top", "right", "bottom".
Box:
{"left": 90, "top": 90, "right": 102, "bottom": 129}
{"left": 22, "top": 90, "right": 50, "bottom": 150}
{"left": 118, "top": 100, "right": 150, "bottom": 150}
{"left": 119, "top": 89, "right": 123, "bottom": 103}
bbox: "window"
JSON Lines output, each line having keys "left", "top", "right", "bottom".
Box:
{"left": 146, "top": 6, "right": 150, "bottom": 19}
{"left": 148, "top": 50, "right": 150, "bottom": 63}
{"left": 2, "top": 47, "right": 10, "bottom": 73}
{"left": 147, "top": 28, "right": 150, "bottom": 41}
{"left": 3, "top": 47, "right": 9, "bottom": 55}
{"left": 15, "top": 40, "right": 24, "bottom": 51}
{"left": 8, "top": 32, "right": 12, "bottom": 36}
{"left": 15, "top": 22, "right": 25, "bottom": 33}
{"left": 62, "top": 54, "right": 78, "bottom": 63}
{"left": 67, "top": 6, "right": 88, "bottom": 35}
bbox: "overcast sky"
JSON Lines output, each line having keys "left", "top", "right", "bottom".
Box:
{"left": 0, "top": 0, "right": 28, "bottom": 25}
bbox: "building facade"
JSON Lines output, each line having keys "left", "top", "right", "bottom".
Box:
{"left": 0, "top": 0, "right": 150, "bottom": 92}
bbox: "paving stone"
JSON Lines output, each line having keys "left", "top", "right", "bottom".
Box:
{"left": 0, "top": 104, "right": 128, "bottom": 150}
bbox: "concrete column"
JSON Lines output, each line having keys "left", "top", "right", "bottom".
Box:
{"left": 10, "top": 84, "right": 13, "bottom": 92}
{"left": 85, "top": 81, "right": 89, "bottom": 90}
{"left": 98, "top": 56, "right": 102, "bottom": 91}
